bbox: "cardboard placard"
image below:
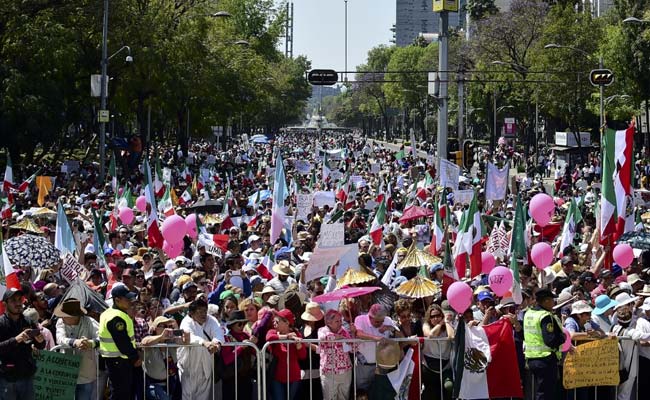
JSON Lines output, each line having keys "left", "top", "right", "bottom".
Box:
{"left": 317, "top": 222, "right": 344, "bottom": 248}
{"left": 562, "top": 338, "right": 620, "bottom": 389}
{"left": 313, "top": 191, "right": 336, "bottom": 208}
{"left": 296, "top": 193, "right": 313, "bottom": 220}
{"left": 34, "top": 350, "right": 81, "bottom": 400}
{"left": 60, "top": 253, "right": 86, "bottom": 283}
{"left": 439, "top": 159, "right": 460, "bottom": 190}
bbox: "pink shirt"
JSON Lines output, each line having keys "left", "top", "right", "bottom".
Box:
{"left": 317, "top": 326, "right": 353, "bottom": 375}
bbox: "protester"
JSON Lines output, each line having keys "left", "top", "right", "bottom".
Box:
{"left": 266, "top": 309, "right": 306, "bottom": 400}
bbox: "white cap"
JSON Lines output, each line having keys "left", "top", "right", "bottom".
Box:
{"left": 247, "top": 234, "right": 261, "bottom": 244}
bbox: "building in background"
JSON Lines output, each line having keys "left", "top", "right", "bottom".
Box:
{"left": 394, "top": 0, "right": 466, "bottom": 47}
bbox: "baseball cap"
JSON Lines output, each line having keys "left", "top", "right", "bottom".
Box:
{"left": 477, "top": 291, "right": 494, "bottom": 302}
{"left": 111, "top": 285, "right": 137, "bottom": 300}
{"left": 2, "top": 288, "right": 24, "bottom": 302}
{"left": 248, "top": 234, "right": 261, "bottom": 244}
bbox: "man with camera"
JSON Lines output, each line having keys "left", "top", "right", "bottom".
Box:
{"left": 0, "top": 288, "right": 46, "bottom": 399}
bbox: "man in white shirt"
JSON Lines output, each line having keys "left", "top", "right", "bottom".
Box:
{"left": 353, "top": 304, "right": 402, "bottom": 392}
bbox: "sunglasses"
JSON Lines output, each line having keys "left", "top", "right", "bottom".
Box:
{"left": 430, "top": 314, "right": 443, "bottom": 318}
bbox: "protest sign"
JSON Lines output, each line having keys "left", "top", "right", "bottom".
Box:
{"left": 563, "top": 338, "right": 619, "bottom": 389}
{"left": 294, "top": 160, "right": 312, "bottom": 175}
{"left": 296, "top": 193, "right": 313, "bottom": 220}
{"left": 34, "top": 350, "right": 81, "bottom": 400}
{"left": 317, "top": 222, "right": 344, "bottom": 248}
{"left": 485, "top": 162, "right": 509, "bottom": 200}
{"left": 370, "top": 163, "right": 380, "bottom": 174}
{"left": 439, "top": 159, "right": 460, "bottom": 190}
{"left": 305, "top": 244, "right": 356, "bottom": 282}
{"left": 313, "top": 191, "right": 336, "bottom": 208}
{"left": 60, "top": 253, "right": 86, "bottom": 283}
{"left": 454, "top": 189, "right": 474, "bottom": 205}
{"left": 330, "top": 170, "right": 343, "bottom": 181}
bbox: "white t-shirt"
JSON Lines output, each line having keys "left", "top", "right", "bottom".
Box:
{"left": 354, "top": 314, "right": 395, "bottom": 364}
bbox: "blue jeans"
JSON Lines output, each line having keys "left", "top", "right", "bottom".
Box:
{"left": 146, "top": 382, "right": 170, "bottom": 400}
{"left": 270, "top": 380, "right": 300, "bottom": 400}
{"left": 75, "top": 382, "right": 93, "bottom": 400}
{"left": 0, "top": 376, "right": 34, "bottom": 400}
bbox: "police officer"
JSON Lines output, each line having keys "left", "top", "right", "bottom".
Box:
{"left": 523, "top": 288, "right": 565, "bottom": 400}
{"left": 99, "top": 285, "right": 140, "bottom": 399}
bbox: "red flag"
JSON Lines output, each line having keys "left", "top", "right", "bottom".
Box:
{"left": 483, "top": 318, "right": 524, "bottom": 398}
{"left": 212, "top": 234, "right": 229, "bottom": 253}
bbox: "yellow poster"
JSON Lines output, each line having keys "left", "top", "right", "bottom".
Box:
{"left": 433, "top": 0, "right": 459, "bottom": 12}
{"left": 563, "top": 339, "right": 620, "bottom": 389}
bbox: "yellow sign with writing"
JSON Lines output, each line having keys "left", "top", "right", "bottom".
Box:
{"left": 433, "top": 0, "right": 459, "bottom": 12}
{"left": 563, "top": 339, "right": 620, "bottom": 389}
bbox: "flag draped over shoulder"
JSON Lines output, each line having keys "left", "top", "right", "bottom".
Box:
{"left": 483, "top": 318, "right": 523, "bottom": 398}
{"left": 600, "top": 126, "right": 634, "bottom": 243}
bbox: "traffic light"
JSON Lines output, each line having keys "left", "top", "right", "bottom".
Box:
{"left": 453, "top": 151, "right": 463, "bottom": 167}
{"left": 589, "top": 69, "right": 614, "bottom": 86}
{"left": 463, "top": 140, "right": 474, "bottom": 170}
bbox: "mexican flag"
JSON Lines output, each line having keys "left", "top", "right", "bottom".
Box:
{"left": 270, "top": 152, "right": 288, "bottom": 244}
{"left": 0, "top": 229, "right": 21, "bottom": 305}
{"left": 335, "top": 172, "right": 350, "bottom": 204}
{"left": 1, "top": 192, "right": 14, "bottom": 219}
{"left": 368, "top": 198, "right": 386, "bottom": 245}
{"left": 154, "top": 158, "right": 165, "bottom": 198}
{"left": 220, "top": 186, "right": 234, "bottom": 231}
{"left": 179, "top": 189, "right": 192, "bottom": 205}
{"left": 108, "top": 156, "right": 117, "bottom": 192}
{"left": 600, "top": 126, "right": 634, "bottom": 243}
{"left": 3, "top": 153, "right": 13, "bottom": 193}
{"left": 559, "top": 199, "right": 583, "bottom": 254}
{"left": 509, "top": 197, "right": 527, "bottom": 304}
{"left": 158, "top": 186, "right": 175, "bottom": 217}
{"left": 453, "top": 191, "right": 485, "bottom": 279}
{"left": 17, "top": 169, "right": 39, "bottom": 193}
{"left": 431, "top": 195, "right": 444, "bottom": 256}
{"left": 143, "top": 158, "right": 164, "bottom": 249}
{"left": 258, "top": 248, "right": 275, "bottom": 279}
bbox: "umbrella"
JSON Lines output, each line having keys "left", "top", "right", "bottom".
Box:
{"left": 186, "top": 199, "right": 223, "bottom": 214}
{"left": 397, "top": 244, "right": 441, "bottom": 270}
{"left": 395, "top": 276, "right": 441, "bottom": 299}
{"left": 617, "top": 231, "right": 650, "bottom": 251}
{"left": 398, "top": 205, "right": 434, "bottom": 223}
{"left": 5, "top": 234, "right": 61, "bottom": 268}
{"left": 9, "top": 219, "right": 43, "bottom": 234}
{"left": 203, "top": 214, "right": 225, "bottom": 225}
{"left": 335, "top": 268, "right": 376, "bottom": 289}
{"left": 31, "top": 207, "right": 57, "bottom": 218}
{"left": 62, "top": 279, "right": 108, "bottom": 314}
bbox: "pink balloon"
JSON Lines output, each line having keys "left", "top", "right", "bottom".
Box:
{"left": 562, "top": 328, "right": 572, "bottom": 352}
{"left": 135, "top": 195, "right": 147, "bottom": 212}
{"left": 488, "top": 266, "right": 514, "bottom": 296}
{"left": 447, "top": 282, "right": 473, "bottom": 313}
{"left": 531, "top": 242, "right": 554, "bottom": 270}
{"left": 481, "top": 252, "right": 496, "bottom": 275}
{"left": 161, "top": 215, "right": 187, "bottom": 244}
{"left": 118, "top": 207, "right": 134, "bottom": 225}
{"left": 162, "top": 240, "right": 183, "bottom": 258}
{"left": 185, "top": 214, "right": 198, "bottom": 239}
{"left": 613, "top": 243, "right": 634, "bottom": 268}
{"left": 530, "top": 193, "right": 555, "bottom": 227}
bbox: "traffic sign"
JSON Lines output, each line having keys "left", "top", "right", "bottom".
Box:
{"left": 98, "top": 110, "right": 109, "bottom": 123}
{"left": 590, "top": 69, "right": 614, "bottom": 86}
{"left": 307, "top": 69, "right": 338, "bottom": 86}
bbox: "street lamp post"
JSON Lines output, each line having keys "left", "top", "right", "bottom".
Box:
{"left": 623, "top": 17, "right": 650, "bottom": 149}
{"left": 344, "top": 0, "right": 348, "bottom": 83}
{"left": 99, "top": 0, "right": 109, "bottom": 184}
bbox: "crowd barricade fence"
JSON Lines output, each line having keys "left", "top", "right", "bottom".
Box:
{"left": 45, "top": 336, "right": 642, "bottom": 400}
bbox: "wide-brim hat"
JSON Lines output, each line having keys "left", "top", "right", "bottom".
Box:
{"left": 614, "top": 293, "right": 639, "bottom": 310}
{"left": 300, "top": 301, "right": 324, "bottom": 322}
{"left": 151, "top": 316, "right": 175, "bottom": 330}
{"left": 226, "top": 310, "right": 249, "bottom": 326}
{"left": 593, "top": 294, "right": 618, "bottom": 316}
{"left": 272, "top": 260, "right": 294, "bottom": 276}
{"left": 53, "top": 298, "right": 87, "bottom": 318}
{"left": 637, "top": 284, "right": 650, "bottom": 297}
{"left": 553, "top": 292, "right": 577, "bottom": 311}
{"left": 570, "top": 300, "right": 593, "bottom": 315}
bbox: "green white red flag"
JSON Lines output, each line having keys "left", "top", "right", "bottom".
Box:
{"left": 144, "top": 158, "right": 164, "bottom": 249}
{"left": 368, "top": 197, "right": 386, "bottom": 245}
{"left": 3, "top": 153, "right": 13, "bottom": 193}
{"left": 453, "top": 191, "right": 485, "bottom": 278}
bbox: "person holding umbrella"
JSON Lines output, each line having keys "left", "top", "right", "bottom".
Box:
{"left": 0, "top": 288, "right": 46, "bottom": 399}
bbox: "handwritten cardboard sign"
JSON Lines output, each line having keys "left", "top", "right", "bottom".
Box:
{"left": 34, "top": 350, "right": 81, "bottom": 400}
{"left": 296, "top": 194, "right": 313, "bottom": 220}
{"left": 60, "top": 253, "right": 86, "bottom": 283}
{"left": 317, "top": 222, "right": 344, "bottom": 248}
{"left": 563, "top": 338, "right": 620, "bottom": 389}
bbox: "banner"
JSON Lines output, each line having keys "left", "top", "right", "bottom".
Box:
{"left": 439, "top": 159, "right": 460, "bottom": 190}
{"left": 294, "top": 160, "right": 312, "bottom": 175}
{"left": 563, "top": 338, "right": 620, "bottom": 389}
{"left": 317, "top": 222, "right": 344, "bottom": 248}
{"left": 34, "top": 350, "right": 81, "bottom": 400}
{"left": 483, "top": 319, "right": 524, "bottom": 398}
{"left": 296, "top": 193, "right": 313, "bottom": 220}
{"left": 60, "top": 253, "right": 86, "bottom": 283}
{"left": 485, "top": 162, "right": 509, "bottom": 200}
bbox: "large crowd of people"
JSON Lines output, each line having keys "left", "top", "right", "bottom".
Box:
{"left": 1, "top": 130, "right": 650, "bottom": 400}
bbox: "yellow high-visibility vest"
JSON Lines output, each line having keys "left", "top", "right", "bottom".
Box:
{"left": 98, "top": 307, "right": 135, "bottom": 359}
{"left": 523, "top": 308, "right": 561, "bottom": 360}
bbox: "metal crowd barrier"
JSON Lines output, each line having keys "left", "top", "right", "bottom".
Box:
{"left": 47, "top": 335, "right": 643, "bottom": 400}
